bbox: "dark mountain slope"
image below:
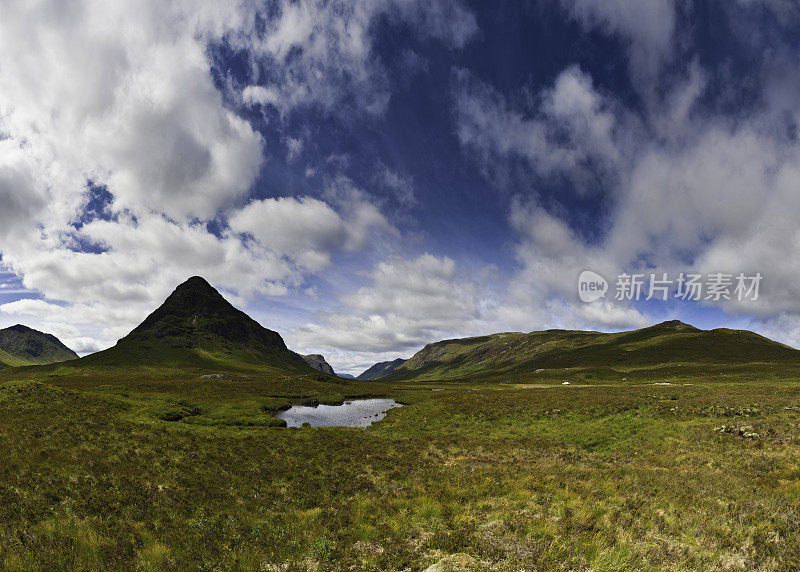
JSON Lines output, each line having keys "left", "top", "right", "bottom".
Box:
{"left": 78, "top": 276, "right": 312, "bottom": 373}
{"left": 300, "top": 354, "right": 335, "bottom": 375}
{"left": 357, "top": 358, "right": 406, "bottom": 380}
{"left": 0, "top": 325, "right": 78, "bottom": 367}
{"left": 385, "top": 321, "right": 800, "bottom": 383}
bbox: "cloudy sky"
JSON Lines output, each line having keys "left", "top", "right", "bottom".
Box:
{"left": 1, "top": 0, "right": 800, "bottom": 374}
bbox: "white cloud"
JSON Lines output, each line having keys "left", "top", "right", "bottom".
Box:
{"left": 288, "top": 230, "right": 651, "bottom": 370}
{"left": 0, "top": 0, "right": 476, "bottom": 354}
{"left": 242, "top": 85, "right": 281, "bottom": 107}
{"left": 1, "top": 299, "right": 138, "bottom": 327}
{"left": 229, "top": 195, "right": 395, "bottom": 272}
{"left": 0, "top": 213, "right": 300, "bottom": 307}
{"left": 0, "top": 1, "right": 264, "bottom": 221}
{"left": 285, "top": 137, "right": 304, "bottom": 162}
{"left": 496, "top": 199, "right": 650, "bottom": 332}
{"left": 755, "top": 313, "right": 800, "bottom": 349}
{"left": 0, "top": 1, "right": 281, "bottom": 335}
{"left": 691, "top": 154, "right": 800, "bottom": 316}
{"left": 608, "top": 127, "right": 779, "bottom": 266}
{"left": 65, "top": 338, "right": 105, "bottom": 354}
{"left": 558, "top": 0, "right": 678, "bottom": 88}
{"left": 0, "top": 140, "right": 48, "bottom": 242}
{"left": 454, "top": 66, "right": 628, "bottom": 192}
{"left": 241, "top": 0, "right": 477, "bottom": 116}
{"left": 377, "top": 165, "right": 416, "bottom": 205}
{"left": 0, "top": 298, "right": 144, "bottom": 354}
{"left": 289, "top": 254, "right": 491, "bottom": 353}
{"left": 454, "top": 46, "right": 800, "bottom": 331}
{"left": 36, "top": 322, "right": 104, "bottom": 354}
{"left": 0, "top": 310, "right": 105, "bottom": 355}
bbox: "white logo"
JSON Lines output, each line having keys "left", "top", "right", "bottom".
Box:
{"left": 578, "top": 270, "right": 608, "bottom": 303}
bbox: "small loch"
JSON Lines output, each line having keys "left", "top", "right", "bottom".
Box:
{"left": 276, "top": 398, "right": 402, "bottom": 428}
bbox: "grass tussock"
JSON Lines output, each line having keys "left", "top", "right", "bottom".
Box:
{"left": 2, "top": 374, "right": 800, "bottom": 569}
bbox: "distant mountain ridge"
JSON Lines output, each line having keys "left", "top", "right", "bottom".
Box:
{"left": 79, "top": 276, "right": 313, "bottom": 373}
{"left": 0, "top": 324, "right": 78, "bottom": 367}
{"left": 8, "top": 282, "right": 798, "bottom": 386}
{"left": 299, "top": 354, "right": 335, "bottom": 375}
{"left": 357, "top": 358, "right": 406, "bottom": 380}
{"left": 384, "top": 320, "right": 800, "bottom": 383}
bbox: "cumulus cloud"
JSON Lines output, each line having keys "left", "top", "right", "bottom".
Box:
{"left": 0, "top": 190, "right": 398, "bottom": 352}
{"left": 558, "top": 0, "right": 678, "bottom": 89}
{"left": 0, "top": 1, "right": 265, "bottom": 221}
{"left": 0, "top": 140, "right": 48, "bottom": 242}
{"left": 0, "top": 1, "right": 278, "bottom": 330}
{"left": 496, "top": 199, "right": 650, "bottom": 332}
{"left": 755, "top": 313, "right": 800, "bottom": 350}
{"left": 288, "top": 223, "right": 650, "bottom": 370}
{"left": 2, "top": 213, "right": 299, "bottom": 306}
{"left": 241, "top": 0, "right": 477, "bottom": 116}
{"left": 288, "top": 254, "right": 491, "bottom": 353}
{"left": 229, "top": 195, "right": 395, "bottom": 272}
{"left": 466, "top": 92, "right": 800, "bottom": 328}
{"left": 0, "top": 0, "right": 476, "bottom": 354}
{"left": 453, "top": 22, "right": 800, "bottom": 338}
{"left": 454, "top": 66, "right": 629, "bottom": 192}
{"left": 0, "top": 298, "right": 146, "bottom": 353}
{"left": 608, "top": 127, "right": 780, "bottom": 267}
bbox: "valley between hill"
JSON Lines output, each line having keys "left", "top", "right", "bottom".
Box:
{"left": 3, "top": 279, "right": 800, "bottom": 569}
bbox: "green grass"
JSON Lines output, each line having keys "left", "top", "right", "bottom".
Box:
{"left": 3, "top": 365, "right": 800, "bottom": 569}
{"left": 0, "top": 348, "right": 33, "bottom": 368}
{"left": 0, "top": 325, "right": 79, "bottom": 367}
{"left": 385, "top": 321, "right": 800, "bottom": 384}
{"left": 73, "top": 335, "right": 311, "bottom": 374}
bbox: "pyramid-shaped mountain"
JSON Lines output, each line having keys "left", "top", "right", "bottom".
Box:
{"left": 81, "top": 277, "right": 312, "bottom": 372}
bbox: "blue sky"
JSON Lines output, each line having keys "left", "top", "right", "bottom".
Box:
{"left": 1, "top": 0, "right": 800, "bottom": 374}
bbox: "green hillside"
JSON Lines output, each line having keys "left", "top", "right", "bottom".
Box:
{"left": 385, "top": 320, "right": 800, "bottom": 383}
{"left": 76, "top": 276, "right": 313, "bottom": 374}
{"left": 0, "top": 324, "right": 78, "bottom": 367}
{"left": 357, "top": 358, "right": 406, "bottom": 380}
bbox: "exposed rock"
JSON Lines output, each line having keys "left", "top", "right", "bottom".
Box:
{"left": 714, "top": 425, "right": 760, "bottom": 439}
{"left": 299, "top": 354, "right": 335, "bottom": 375}
{"left": 424, "top": 553, "right": 486, "bottom": 571}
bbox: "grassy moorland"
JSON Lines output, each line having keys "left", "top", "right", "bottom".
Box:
{"left": 3, "top": 366, "right": 800, "bottom": 570}
{"left": 4, "top": 281, "right": 800, "bottom": 570}
{"left": 385, "top": 320, "right": 800, "bottom": 385}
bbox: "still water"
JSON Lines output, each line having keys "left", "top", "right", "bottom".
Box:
{"left": 276, "top": 398, "right": 402, "bottom": 428}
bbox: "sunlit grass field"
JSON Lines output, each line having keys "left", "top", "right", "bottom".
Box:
{"left": 2, "top": 369, "right": 800, "bottom": 570}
